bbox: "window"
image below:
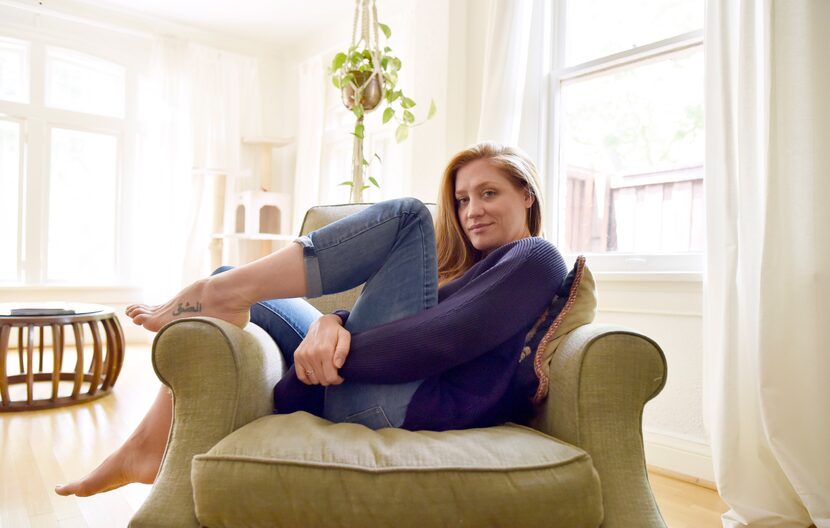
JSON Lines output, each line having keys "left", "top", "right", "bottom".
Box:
{"left": 45, "top": 46, "right": 126, "bottom": 117}
{"left": 548, "top": 0, "right": 704, "bottom": 272}
{"left": 0, "top": 36, "right": 28, "bottom": 103}
{"left": 47, "top": 128, "right": 119, "bottom": 282}
{"left": 0, "top": 34, "right": 129, "bottom": 285}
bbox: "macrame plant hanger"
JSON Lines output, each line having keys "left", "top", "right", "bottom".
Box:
{"left": 347, "top": 0, "right": 384, "bottom": 203}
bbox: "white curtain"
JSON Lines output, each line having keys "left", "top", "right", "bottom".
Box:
{"left": 134, "top": 37, "right": 193, "bottom": 302}
{"left": 704, "top": 1, "right": 830, "bottom": 527}
{"left": 134, "top": 38, "right": 262, "bottom": 301}
{"left": 292, "top": 55, "right": 326, "bottom": 233}
{"left": 183, "top": 44, "right": 262, "bottom": 285}
{"left": 475, "top": 0, "right": 534, "bottom": 144}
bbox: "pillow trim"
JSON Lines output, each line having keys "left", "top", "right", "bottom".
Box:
{"left": 531, "top": 255, "right": 586, "bottom": 404}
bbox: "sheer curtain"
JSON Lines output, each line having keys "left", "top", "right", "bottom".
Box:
{"left": 475, "top": 0, "right": 534, "bottom": 144}
{"left": 134, "top": 37, "right": 193, "bottom": 301}
{"left": 134, "top": 37, "right": 262, "bottom": 301}
{"left": 184, "top": 44, "right": 262, "bottom": 285}
{"left": 292, "top": 55, "right": 326, "bottom": 233}
{"left": 704, "top": 1, "right": 830, "bottom": 526}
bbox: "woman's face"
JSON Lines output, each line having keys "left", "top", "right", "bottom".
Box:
{"left": 454, "top": 158, "right": 533, "bottom": 254}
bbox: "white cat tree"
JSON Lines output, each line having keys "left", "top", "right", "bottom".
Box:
{"left": 210, "top": 137, "right": 294, "bottom": 268}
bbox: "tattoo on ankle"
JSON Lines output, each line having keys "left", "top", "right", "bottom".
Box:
{"left": 172, "top": 302, "right": 202, "bottom": 316}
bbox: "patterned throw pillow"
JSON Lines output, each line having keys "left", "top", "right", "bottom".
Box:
{"left": 520, "top": 256, "right": 597, "bottom": 404}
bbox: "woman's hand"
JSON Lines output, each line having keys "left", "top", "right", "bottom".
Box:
{"left": 294, "top": 314, "right": 351, "bottom": 386}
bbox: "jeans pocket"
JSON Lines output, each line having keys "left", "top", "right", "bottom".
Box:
{"left": 344, "top": 405, "right": 393, "bottom": 430}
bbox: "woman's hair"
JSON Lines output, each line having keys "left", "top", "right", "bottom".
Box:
{"left": 435, "top": 142, "right": 543, "bottom": 286}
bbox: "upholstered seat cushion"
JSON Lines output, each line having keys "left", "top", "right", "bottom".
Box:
{"left": 191, "top": 411, "right": 604, "bottom": 527}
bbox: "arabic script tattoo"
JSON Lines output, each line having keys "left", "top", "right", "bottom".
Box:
{"left": 172, "top": 302, "right": 203, "bottom": 316}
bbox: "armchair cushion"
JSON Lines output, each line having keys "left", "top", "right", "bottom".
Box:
{"left": 191, "top": 411, "right": 604, "bottom": 527}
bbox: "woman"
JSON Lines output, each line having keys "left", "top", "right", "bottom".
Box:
{"left": 56, "top": 142, "right": 568, "bottom": 497}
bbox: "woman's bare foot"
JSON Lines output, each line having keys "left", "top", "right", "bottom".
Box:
{"left": 126, "top": 277, "right": 250, "bottom": 332}
{"left": 55, "top": 437, "right": 163, "bottom": 497}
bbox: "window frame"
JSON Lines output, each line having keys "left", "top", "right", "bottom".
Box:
{"left": 544, "top": 0, "right": 704, "bottom": 274}
{"left": 0, "top": 29, "right": 136, "bottom": 286}
{"left": 0, "top": 115, "right": 25, "bottom": 283}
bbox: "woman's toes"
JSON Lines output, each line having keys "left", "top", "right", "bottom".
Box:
{"left": 54, "top": 483, "right": 77, "bottom": 496}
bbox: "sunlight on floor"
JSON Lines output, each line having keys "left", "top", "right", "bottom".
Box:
{"left": 1, "top": 345, "right": 157, "bottom": 527}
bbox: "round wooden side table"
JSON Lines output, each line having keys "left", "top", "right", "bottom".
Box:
{"left": 0, "top": 303, "right": 125, "bottom": 412}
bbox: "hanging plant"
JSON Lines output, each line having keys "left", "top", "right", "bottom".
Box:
{"left": 329, "top": 0, "right": 436, "bottom": 202}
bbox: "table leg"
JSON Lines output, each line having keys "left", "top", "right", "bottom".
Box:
{"left": 70, "top": 322, "right": 84, "bottom": 398}
{"left": 38, "top": 326, "right": 45, "bottom": 372}
{"left": 51, "top": 324, "right": 62, "bottom": 401}
{"left": 0, "top": 325, "right": 10, "bottom": 406}
{"left": 88, "top": 321, "right": 103, "bottom": 395}
{"left": 101, "top": 319, "right": 115, "bottom": 390}
{"left": 17, "top": 327, "right": 23, "bottom": 372}
{"left": 26, "top": 325, "right": 34, "bottom": 405}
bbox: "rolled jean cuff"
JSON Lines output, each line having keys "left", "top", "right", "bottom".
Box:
{"left": 294, "top": 236, "right": 323, "bottom": 298}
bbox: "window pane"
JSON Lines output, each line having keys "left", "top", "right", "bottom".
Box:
{"left": 0, "top": 36, "right": 29, "bottom": 103}
{"left": 46, "top": 47, "right": 125, "bottom": 117}
{"left": 47, "top": 128, "right": 118, "bottom": 283}
{"left": 565, "top": 0, "right": 703, "bottom": 66}
{"left": 0, "top": 120, "right": 20, "bottom": 281}
{"left": 559, "top": 50, "right": 704, "bottom": 254}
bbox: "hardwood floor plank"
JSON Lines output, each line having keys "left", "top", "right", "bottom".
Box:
{"left": 650, "top": 471, "right": 728, "bottom": 527}
{"left": 29, "top": 512, "right": 60, "bottom": 528}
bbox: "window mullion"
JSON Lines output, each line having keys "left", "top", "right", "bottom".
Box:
{"left": 552, "top": 29, "right": 703, "bottom": 83}
{"left": 544, "top": 0, "right": 568, "bottom": 247}
{"left": 119, "top": 69, "right": 139, "bottom": 284}
{"left": 21, "top": 41, "right": 47, "bottom": 284}
{"left": 23, "top": 119, "right": 47, "bottom": 285}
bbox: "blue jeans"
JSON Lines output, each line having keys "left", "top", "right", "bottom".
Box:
{"left": 216, "top": 198, "right": 438, "bottom": 429}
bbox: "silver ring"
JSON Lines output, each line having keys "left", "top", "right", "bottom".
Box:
{"left": 305, "top": 368, "right": 314, "bottom": 377}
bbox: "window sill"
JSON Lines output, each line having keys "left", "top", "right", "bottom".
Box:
{"left": 593, "top": 271, "right": 703, "bottom": 283}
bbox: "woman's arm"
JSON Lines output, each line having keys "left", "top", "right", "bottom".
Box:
{"left": 337, "top": 238, "right": 567, "bottom": 383}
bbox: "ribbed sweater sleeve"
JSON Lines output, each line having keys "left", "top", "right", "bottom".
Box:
{"left": 336, "top": 237, "right": 565, "bottom": 383}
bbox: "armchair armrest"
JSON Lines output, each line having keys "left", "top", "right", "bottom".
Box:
{"left": 129, "top": 317, "right": 284, "bottom": 528}
{"left": 531, "top": 323, "right": 668, "bottom": 528}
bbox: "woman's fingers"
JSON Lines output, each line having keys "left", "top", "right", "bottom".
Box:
{"left": 318, "top": 359, "right": 344, "bottom": 386}
{"left": 332, "top": 328, "right": 351, "bottom": 369}
{"left": 293, "top": 315, "right": 350, "bottom": 386}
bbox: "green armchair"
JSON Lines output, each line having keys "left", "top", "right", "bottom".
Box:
{"left": 129, "top": 204, "right": 667, "bottom": 528}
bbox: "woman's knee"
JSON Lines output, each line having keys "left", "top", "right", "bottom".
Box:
{"left": 391, "top": 197, "right": 433, "bottom": 226}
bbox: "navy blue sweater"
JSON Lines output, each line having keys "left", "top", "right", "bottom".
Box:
{"left": 274, "top": 237, "right": 568, "bottom": 431}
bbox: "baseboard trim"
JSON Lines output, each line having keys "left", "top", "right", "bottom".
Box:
{"left": 643, "top": 429, "right": 716, "bottom": 487}
{"left": 647, "top": 464, "right": 717, "bottom": 490}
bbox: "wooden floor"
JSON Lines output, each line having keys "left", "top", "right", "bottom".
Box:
{"left": 1, "top": 344, "right": 728, "bottom": 527}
